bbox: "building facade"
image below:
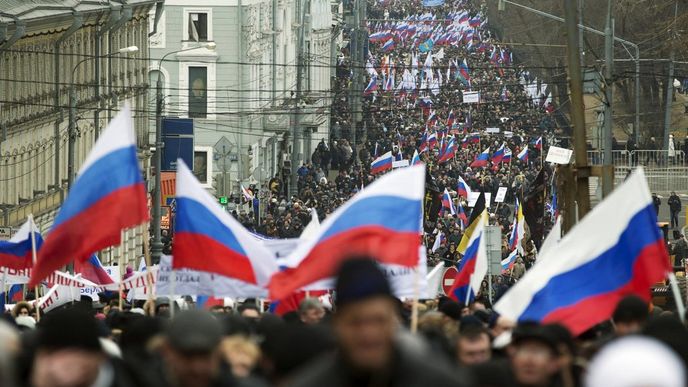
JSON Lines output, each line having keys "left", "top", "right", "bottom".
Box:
{"left": 150, "top": 0, "right": 333, "bottom": 197}
{"left": 0, "top": 0, "right": 159, "bottom": 264}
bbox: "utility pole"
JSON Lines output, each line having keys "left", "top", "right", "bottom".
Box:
{"left": 564, "top": 0, "right": 591, "bottom": 220}
{"left": 349, "top": 0, "right": 365, "bottom": 164}
{"left": 601, "top": 0, "right": 614, "bottom": 197}
{"left": 663, "top": 0, "right": 678, "bottom": 153}
{"left": 291, "top": 0, "right": 308, "bottom": 195}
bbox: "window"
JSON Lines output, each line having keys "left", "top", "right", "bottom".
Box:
{"left": 188, "top": 12, "right": 208, "bottom": 41}
{"left": 188, "top": 67, "right": 207, "bottom": 118}
{"left": 193, "top": 146, "right": 213, "bottom": 187}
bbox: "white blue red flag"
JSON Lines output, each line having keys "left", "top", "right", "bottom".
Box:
{"left": 370, "top": 151, "right": 393, "bottom": 174}
{"left": 448, "top": 210, "right": 487, "bottom": 304}
{"left": 0, "top": 217, "right": 43, "bottom": 270}
{"left": 268, "top": 166, "right": 425, "bottom": 300}
{"left": 517, "top": 146, "right": 529, "bottom": 162}
{"left": 495, "top": 168, "right": 671, "bottom": 335}
{"left": 29, "top": 104, "right": 148, "bottom": 287}
{"left": 470, "top": 147, "right": 490, "bottom": 168}
{"left": 173, "top": 160, "right": 278, "bottom": 286}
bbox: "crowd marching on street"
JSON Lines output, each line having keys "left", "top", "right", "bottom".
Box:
{"left": 2, "top": 0, "right": 688, "bottom": 387}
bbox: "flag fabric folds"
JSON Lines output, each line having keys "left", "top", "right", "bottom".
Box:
{"left": 74, "top": 255, "right": 114, "bottom": 285}
{"left": 0, "top": 218, "right": 43, "bottom": 270}
{"left": 173, "top": 160, "right": 278, "bottom": 286}
{"left": 29, "top": 104, "right": 148, "bottom": 287}
{"left": 458, "top": 192, "right": 485, "bottom": 254}
{"left": 457, "top": 176, "right": 472, "bottom": 198}
{"left": 268, "top": 166, "right": 425, "bottom": 300}
{"left": 494, "top": 168, "right": 671, "bottom": 335}
{"left": 470, "top": 147, "right": 490, "bottom": 168}
{"left": 370, "top": 151, "right": 394, "bottom": 174}
{"left": 517, "top": 146, "right": 529, "bottom": 162}
{"left": 449, "top": 210, "right": 487, "bottom": 304}
{"left": 501, "top": 249, "right": 519, "bottom": 273}
{"left": 411, "top": 150, "right": 422, "bottom": 166}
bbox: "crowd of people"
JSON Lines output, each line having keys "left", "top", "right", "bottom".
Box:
{"left": 2, "top": 257, "right": 688, "bottom": 387}
{"left": 3, "top": 0, "right": 688, "bottom": 386}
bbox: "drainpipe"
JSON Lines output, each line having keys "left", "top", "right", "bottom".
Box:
{"left": 106, "top": 5, "right": 133, "bottom": 122}
{"left": 0, "top": 13, "right": 25, "bottom": 52}
{"left": 53, "top": 12, "right": 84, "bottom": 188}
{"left": 94, "top": 5, "right": 122, "bottom": 139}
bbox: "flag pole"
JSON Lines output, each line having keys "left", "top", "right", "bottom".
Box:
{"left": 668, "top": 272, "right": 686, "bottom": 323}
{"left": 465, "top": 275, "right": 472, "bottom": 307}
{"left": 141, "top": 223, "right": 155, "bottom": 315}
{"left": 1, "top": 268, "right": 6, "bottom": 307}
{"left": 119, "top": 229, "right": 125, "bottom": 311}
{"left": 410, "top": 263, "right": 420, "bottom": 334}
{"left": 170, "top": 265, "right": 176, "bottom": 319}
{"left": 28, "top": 214, "right": 40, "bottom": 322}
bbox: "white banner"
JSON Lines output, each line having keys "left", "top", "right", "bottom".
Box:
{"left": 463, "top": 91, "right": 480, "bottom": 104}
{"left": 495, "top": 187, "right": 508, "bottom": 203}
{"left": 545, "top": 146, "right": 573, "bottom": 164}
{"left": 468, "top": 192, "right": 492, "bottom": 207}
{"left": 156, "top": 256, "right": 267, "bottom": 298}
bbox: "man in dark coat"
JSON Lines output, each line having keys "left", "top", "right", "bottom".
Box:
{"left": 668, "top": 191, "right": 682, "bottom": 229}
{"left": 288, "top": 258, "right": 470, "bottom": 387}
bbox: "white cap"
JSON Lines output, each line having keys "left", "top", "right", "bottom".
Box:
{"left": 585, "top": 336, "right": 685, "bottom": 387}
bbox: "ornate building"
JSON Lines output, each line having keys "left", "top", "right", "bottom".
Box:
{"left": 150, "top": 0, "right": 334, "bottom": 196}
{"left": 0, "top": 0, "right": 161, "bottom": 264}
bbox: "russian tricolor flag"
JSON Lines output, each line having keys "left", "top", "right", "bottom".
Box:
{"left": 503, "top": 148, "right": 512, "bottom": 164}
{"left": 457, "top": 200, "right": 468, "bottom": 230}
{"left": 268, "top": 166, "right": 425, "bottom": 300}
{"left": 470, "top": 147, "right": 490, "bottom": 168}
{"left": 437, "top": 136, "right": 457, "bottom": 164}
{"left": 534, "top": 136, "right": 543, "bottom": 151}
{"left": 501, "top": 249, "right": 519, "bottom": 273}
{"left": 427, "top": 131, "right": 438, "bottom": 149}
{"left": 411, "top": 149, "right": 422, "bottom": 166}
{"left": 364, "top": 76, "right": 379, "bottom": 95}
{"left": 29, "top": 104, "right": 148, "bottom": 287}
{"left": 517, "top": 146, "right": 529, "bottom": 162}
{"left": 448, "top": 210, "right": 487, "bottom": 304}
{"left": 457, "top": 176, "right": 472, "bottom": 198}
{"left": 173, "top": 160, "right": 277, "bottom": 285}
{"left": 441, "top": 189, "right": 456, "bottom": 216}
{"left": 446, "top": 109, "right": 455, "bottom": 129}
{"left": 0, "top": 217, "right": 43, "bottom": 270}
{"left": 491, "top": 143, "right": 506, "bottom": 164}
{"left": 370, "top": 151, "right": 394, "bottom": 174}
{"left": 74, "top": 254, "right": 114, "bottom": 285}
{"left": 495, "top": 168, "right": 671, "bottom": 335}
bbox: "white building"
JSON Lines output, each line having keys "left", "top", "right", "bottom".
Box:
{"left": 0, "top": 0, "right": 159, "bottom": 264}
{"left": 149, "top": 0, "right": 333, "bottom": 196}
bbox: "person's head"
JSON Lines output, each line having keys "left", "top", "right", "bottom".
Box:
{"left": 12, "top": 301, "right": 32, "bottom": 318}
{"left": 612, "top": 296, "right": 649, "bottom": 336}
{"left": 456, "top": 325, "right": 492, "bottom": 366}
{"left": 32, "top": 309, "right": 106, "bottom": 387}
{"left": 220, "top": 336, "right": 260, "bottom": 378}
{"left": 333, "top": 258, "right": 398, "bottom": 372}
{"left": 586, "top": 336, "right": 686, "bottom": 387}
{"left": 155, "top": 297, "right": 171, "bottom": 316}
{"left": 508, "top": 323, "right": 561, "bottom": 387}
{"left": 298, "top": 298, "right": 325, "bottom": 325}
{"left": 161, "top": 310, "right": 224, "bottom": 387}
{"left": 671, "top": 191, "right": 676, "bottom": 196}
{"left": 238, "top": 304, "right": 261, "bottom": 320}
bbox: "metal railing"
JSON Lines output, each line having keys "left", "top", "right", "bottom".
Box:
{"left": 585, "top": 150, "right": 688, "bottom": 193}
{"left": 587, "top": 150, "right": 686, "bottom": 167}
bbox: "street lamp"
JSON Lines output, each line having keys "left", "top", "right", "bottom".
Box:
{"left": 68, "top": 46, "right": 140, "bottom": 188}
{"left": 151, "top": 42, "right": 216, "bottom": 264}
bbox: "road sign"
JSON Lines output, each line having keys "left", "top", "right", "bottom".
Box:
{"left": 0, "top": 226, "right": 12, "bottom": 241}
{"left": 218, "top": 196, "right": 228, "bottom": 205}
{"left": 441, "top": 267, "right": 458, "bottom": 296}
{"left": 166, "top": 197, "right": 177, "bottom": 213}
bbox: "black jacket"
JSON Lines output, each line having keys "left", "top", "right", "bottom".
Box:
{"left": 287, "top": 343, "right": 471, "bottom": 387}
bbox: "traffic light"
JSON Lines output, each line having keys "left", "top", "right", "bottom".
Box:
{"left": 218, "top": 196, "right": 228, "bottom": 205}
